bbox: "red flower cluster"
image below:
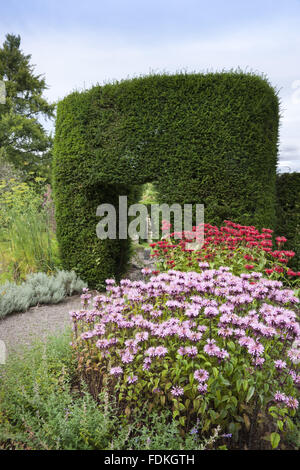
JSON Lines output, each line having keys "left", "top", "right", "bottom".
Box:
{"left": 149, "top": 220, "right": 300, "bottom": 280}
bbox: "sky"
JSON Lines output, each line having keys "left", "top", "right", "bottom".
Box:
{"left": 1, "top": 0, "right": 300, "bottom": 172}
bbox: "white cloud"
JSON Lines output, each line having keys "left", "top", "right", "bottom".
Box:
{"left": 10, "top": 18, "right": 300, "bottom": 171}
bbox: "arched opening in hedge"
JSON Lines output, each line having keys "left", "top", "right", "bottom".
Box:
{"left": 53, "top": 72, "right": 279, "bottom": 288}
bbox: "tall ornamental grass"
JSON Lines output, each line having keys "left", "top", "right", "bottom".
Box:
{"left": 0, "top": 178, "right": 60, "bottom": 283}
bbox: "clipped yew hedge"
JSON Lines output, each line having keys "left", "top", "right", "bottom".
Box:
{"left": 276, "top": 172, "right": 300, "bottom": 269}
{"left": 53, "top": 72, "right": 279, "bottom": 288}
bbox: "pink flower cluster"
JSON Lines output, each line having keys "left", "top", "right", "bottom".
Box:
{"left": 274, "top": 392, "right": 299, "bottom": 409}
{"left": 72, "top": 267, "right": 299, "bottom": 407}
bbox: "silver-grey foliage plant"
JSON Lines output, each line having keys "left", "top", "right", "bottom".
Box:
{"left": 0, "top": 270, "right": 87, "bottom": 319}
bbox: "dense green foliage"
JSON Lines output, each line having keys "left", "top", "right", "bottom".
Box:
{"left": 0, "top": 330, "right": 220, "bottom": 450}
{"left": 53, "top": 89, "right": 141, "bottom": 288}
{"left": 276, "top": 172, "right": 300, "bottom": 269}
{"left": 0, "top": 176, "right": 59, "bottom": 283}
{"left": 0, "top": 270, "right": 86, "bottom": 319}
{"left": 53, "top": 72, "right": 279, "bottom": 288}
{"left": 0, "top": 34, "right": 55, "bottom": 180}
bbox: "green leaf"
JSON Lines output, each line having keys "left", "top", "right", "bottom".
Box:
{"left": 225, "top": 362, "right": 234, "bottom": 375}
{"left": 276, "top": 420, "right": 283, "bottom": 432}
{"left": 179, "top": 416, "right": 186, "bottom": 426}
{"left": 242, "top": 380, "right": 249, "bottom": 392}
{"left": 164, "top": 382, "right": 172, "bottom": 391}
{"left": 193, "top": 399, "right": 200, "bottom": 411}
{"left": 270, "top": 432, "right": 280, "bottom": 449}
{"left": 246, "top": 386, "right": 255, "bottom": 403}
{"left": 236, "top": 379, "right": 242, "bottom": 393}
{"left": 209, "top": 409, "right": 218, "bottom": 421}
{"left": 230, "top": 396, "right": 238, "bottom": 407}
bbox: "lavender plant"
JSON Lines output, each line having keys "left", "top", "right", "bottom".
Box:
{"left": 0, "top": 270, "right": 86, "bottom": 319}
{"left": 72, "top": 267, "right": 300, "bottom": 449}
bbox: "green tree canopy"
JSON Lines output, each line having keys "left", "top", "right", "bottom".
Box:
{"left": 0, "top": 33, "right": 55, "bottom": 180}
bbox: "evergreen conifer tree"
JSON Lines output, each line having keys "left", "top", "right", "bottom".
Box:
{"left": 0, "top": 34, "right": 55, "bottom": 180}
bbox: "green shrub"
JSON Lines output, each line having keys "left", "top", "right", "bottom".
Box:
{"left": 276, "top": 172, "right": 300, "bottom": 269}
{"left": 0, "top": 330, "right": 117, "bottom": 450}
{"left": 53, "top": 71, "right": 279, "bottom": 288}
{"left": 0, "top": 270, "right": 86, "bottom": 319}
{"left": 0, "top": 330, "right": 221, "bottom": 450}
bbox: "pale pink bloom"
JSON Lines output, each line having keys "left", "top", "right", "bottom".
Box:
{"left": 171, "top": 386, "right": 184, "bottom": 397}
{"left": 285, "top": 397, "right": 299, "bottom": 409}
{"left": 197, "top": 384, "right": 208, "bottom": 394}
{"left": 127, "top": 375, "right": 138, "bottom": 384}
{"left": 194, "top": 369, "right": 209, "bottom": 383}
{"left": 274, "top": 360, "right": 286, "bottom": 370}
{"left": 109, "top": 366, "right": 123, "bottom": 376}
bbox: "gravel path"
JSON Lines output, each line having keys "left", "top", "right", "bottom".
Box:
{"left": 0, "top": 253, "right": 152, "bottom": 358}
{"left": 0, "top": 295, "right": 82, "bottom": 355}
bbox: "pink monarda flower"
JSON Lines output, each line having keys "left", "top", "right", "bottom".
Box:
{"left": 197, "top": 384, "right": 208, "bottom": 394}
{"left": 204, "top": 306, "right": 219, "bottom": 318}
{"left": 247, "top": 341, "right": 264, "bottom": 357}
{"left": 274, "top": 392, "right": 286, "bottom": 403}
{"left": 216, "top": 349, "right": 230, "bottom": 360}
{"left": 218, "top": 327, "right": 234, "bottom": 338}
{"left": 145, "top": 347, "right": 156, "bottom": 357}
{"left": 154, "top": 346, "right": 168, "bottom": 357}
{"left": 141, "top": 268, "right": 152, "bottom": 275}
{"left": 109, "top": 366, "right": 123, "bottom": 377}
{"left": 274, "top": 360, "right": 287, "bottom": 370}
{"left": 150, "top": 309, "right": 163, "bottom": 318}
{"left": 197, "top": 325, "right": 208, "bottom": 333}
{"left": 194, "top": 369, "right": 209, "bottom": 383}
{"left": 185, "top": 306, "right": 200, "bottom": 318}
{"left": 287, "top": 348, "right": 300, "bottom": 364}
{"left": 80, "top": 293, "right": 92, "bottom": 305}
{"left": 141, "top": 303, "right": 154, "bottom": 313}
{"left": 96, "top": 338, "right": 117, "bottom": 349}
{"left": 204, "top": 339, "right": 220, "bottom": 356}
{"left": 135, "top": 331, "right": 149, "bottom": 342}
{"left": 142, "top": 358, "right": 151, "bottom": 370}
{"left": 177, "top": 346, "right": 186, "bottom": 356}
{"left": 124, "top": 338, "right": 139, "bottom": 350}
{"left": 145, "top": 346, "right": 168, "bottom": 357}
{"left": 285, "top": 397, "right": 299, "bottom": 409}
{"left": 120, "top": 350, "right": 134, "bottom": 364}
{"left": 274, "top": 392, "right": 299, "bottom": 409}
{"left": 239, "top": 336, "right": 254, "bottom": 347}
{"left": 289, "top": 371, "right": 300, "bottom": 385}
{"left": 198, "top": 262, "right": 210, "bottom": 269}
{"left": 186, "top": 331, "right": 203, "bottom": 342}
{"left": 234, "top": 328, "right": 246, "bottom": 338}
{"left": 127, "top": 375, "right": 138, "bottom": 384}
{"left": 166, "top": 300, "right": 183, "bottom": 310}
{"left": 171, "top": 386, "right": 184, "bottom": 397}
{"left": 80, "top": 331, "right": 95, "bottom": 340}
{"left": 252, "top": 357, "right": 265, "bottom": 367}
{"left": 185, "top": 346, "right": 198, "bottom": 357}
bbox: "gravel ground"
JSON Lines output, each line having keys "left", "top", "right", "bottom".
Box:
{"left": 0, "top": 294, "right": 82, "bottom": 356}
{"left": 0, "top": 253, "right": 153, "bottom": 359}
